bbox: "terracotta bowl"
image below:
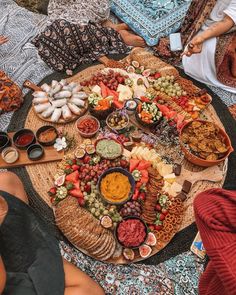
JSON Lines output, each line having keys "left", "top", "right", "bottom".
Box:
{"left": 179, "top": 120, "right": 233, "bottom": 167}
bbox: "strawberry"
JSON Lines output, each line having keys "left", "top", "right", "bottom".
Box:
{"left": 154, "top": 72, "right": 161, "bottom": 79}
{"left": 149, "top": 225, "right": 155, "bottom": 231}
{"left": 120, "top": 159, "right": 129, "bottom": 168}
{"left": 50, "top": 196, "right": 56, "bottom": 204}
{"left": 161, "top": 208, "right": 169, "bottom": 215}
{"left": 136, "top": 181, "right": 142, "bottom": 188}
{"left": 159, "top": 213, "right": 166, "bottom": 221}
{"left": 72, "top": 164, "right": 80, "bottom": 171}
{"left": 78, "top": 197, "right": 85, "bottom": 207}
{"left": 83, "top": 155, "right": 91, "bottom": 164}
{"left": 154, "top": 225, "right": 163, "bottom": 231}
{"left": 155, "top": 204, "right": 162, "bottom": 211}
{"left": 48, "top": 187, "right": 57, "bottom": 196}
{"left": 84, "top": 184, "right": 91, "bottom": 193}
{"left": 132, "top": 188, "right": 139, "bottom": 200}
{"left": 139, "top": 192, "right": 146, "bottom": 201}
{"left": 65, "top": 170, "right": 79, "bottom": 183}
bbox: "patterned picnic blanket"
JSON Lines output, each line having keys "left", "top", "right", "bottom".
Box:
{"left": 0, "top": 0, "right": 52, "bottom": 131}
{"left": 111, "top": 0, "right": 192, "bottom": 46}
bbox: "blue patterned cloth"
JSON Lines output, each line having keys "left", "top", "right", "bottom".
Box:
{"left": 111, "top": 0, "right": 192, "bottom": 46}
{"left": 60, "top": 241, "right": 204, "bottom": 295}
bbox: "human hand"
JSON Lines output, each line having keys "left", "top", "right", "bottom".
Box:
{"left": 0, "top": 35, "right": 9, "bottom": 45}
{"left": 182, "top": 35, "right": 204, "bottom": 57}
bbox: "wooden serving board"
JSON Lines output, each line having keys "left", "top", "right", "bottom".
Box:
{"left": 0, "top": 132, "right": 64, "bottom": 169}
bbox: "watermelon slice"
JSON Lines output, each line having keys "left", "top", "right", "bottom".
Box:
{"left": 129, "top": 159, "right": 140, "bottom": 172}
{"left": 70, "top": 189, "right": 83, "bottom": 198}
{"left": 100, "top": 82, "right": 108, "bottom": 98}
{"left": 165, "top": 110, "right": 177, "bottom": 120}
{"left": 140, "top": 176, "right": 149, "bottom": 184}
{"left": 65, "top": 170, "right": 79, "bottom": 183}
{"left": 140, "top": 170, "right": 148, "bottom": 178}
{"left": 156, "top": 104, "right": 170, "bottom": 115}
{"left": 113, "top": 98, "right": 123, "bottom": 109}
{"left": 137, "top": 160, "right": 151, "bottom": 170}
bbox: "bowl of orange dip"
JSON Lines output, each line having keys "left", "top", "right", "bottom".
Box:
{"left": 98, "top": 167, "right": 135, "bottom": 205}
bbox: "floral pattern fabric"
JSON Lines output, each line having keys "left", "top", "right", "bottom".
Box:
{"left": 32, "top": 20, "right": 128, "bottom": 72}
{"left": 47, "top": 0, "right": 110, "bottom": 25}
{"left": 110, "top": 0, "right": 191, "bottom": 46}
{"left": 60, "top": 241, "right": 204, "bottom": 295}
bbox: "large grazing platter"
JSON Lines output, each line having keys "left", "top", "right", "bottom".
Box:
{"left": 38, "top": 49, "right": 232, "bottom": 264}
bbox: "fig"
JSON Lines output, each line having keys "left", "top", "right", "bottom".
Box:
{"left": 139, "top": 244, "right": 152, "bottom": 258}
{"left": 123, "top": 248, "right": 135, "bottom": 261}
{"left": 145, "top": 232, "right": 157, "bottom": 246}
{"left": 55, "top": 174, "right": 66, "bottom": 186}
{"left": 127, "top": 66, "right": 135, "bottom": 73}
{"left": 131, "top": 61, "right": 140, "bottom": 68}
{"left": 142, "top": 69, "right": 151, "bottom": 77}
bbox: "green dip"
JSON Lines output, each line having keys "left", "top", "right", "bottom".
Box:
{"left": 96, "top": 139, "right": 122, "bottom": 159}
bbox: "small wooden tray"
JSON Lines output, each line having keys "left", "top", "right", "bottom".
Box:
{"left": 0, "top": 132, "right": 64, "bottom": 169}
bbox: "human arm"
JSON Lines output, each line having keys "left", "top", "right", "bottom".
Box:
{"left": 183, "top": 14, "right": 235, "bottom": 56}
{"left": 0, "top": 257, "right": 6, "bottom": 294}
{"left": 0, "top": 36, "right": 8, "bottom": 46}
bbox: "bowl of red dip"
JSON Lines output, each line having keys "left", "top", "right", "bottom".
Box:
{"left": 13, "top": 129, "right": 36, "bottom": 150}
{"left": 75, "top": 115, "right": 100, "bottom": 138}
{"left": 116, "top": 216, "right": 148, "bottom": 249}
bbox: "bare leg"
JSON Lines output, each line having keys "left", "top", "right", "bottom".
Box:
{"left": 0, "top": 171, "right": 28, "bottom": 204}
{"left": 119, "top": 30, "right": 146, "bottom": 47}
{"left": 63, "top": 259, "right": 105, "bottom": 295}
{"left": 103, "top": 20, "right": 129, "bottom": 31}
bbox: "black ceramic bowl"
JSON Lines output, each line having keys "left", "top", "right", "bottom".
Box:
{"left": 89, "top": 104, "right": 114, "bottom": 120}
{"left": 13, "top": 129, "right": 36, "bottom": 150}
{"left": 135, "top": 111, "right": 162, "bottom": 128}
{"left": 27, "top": 144, "right": 44, "bottom": 161}
{"left": 0, "top": 132, "right": 11, "bottom": 152}
{"left": 36, "top": 125, "right": 58, "bottom": 146}
{"left": 97, "top": 167, "right": 135, "bottom": 205}
{"left": 115, "top": 216, "right": 148, "bottom": 249}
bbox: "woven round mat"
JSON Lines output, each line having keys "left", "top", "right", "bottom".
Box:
{"left": 24, "top": 63, "right": 227, "bottom": 237}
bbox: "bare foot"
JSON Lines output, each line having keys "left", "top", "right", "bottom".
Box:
{"left": 103, "top": 20, "right": 129, "bottom": 31}
{"left": 119, "top": 30, "right": 146, "bottom": 47}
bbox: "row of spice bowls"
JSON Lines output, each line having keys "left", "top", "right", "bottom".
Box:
{"left": 0, "top": 125, "right": 58, "bottom": 164}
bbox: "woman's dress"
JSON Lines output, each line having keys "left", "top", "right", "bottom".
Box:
{"left": 0, "top": 191, "right": 64, "bottom": 295}
{"left": 182, "top": 0, "right": 236, "bottom": 93}
{"left": 32, "top": 20, "right": 128, "bottom": 72}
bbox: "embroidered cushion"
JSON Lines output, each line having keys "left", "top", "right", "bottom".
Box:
{"left": 111, "top": 0, "right": 191, "bottom": 46}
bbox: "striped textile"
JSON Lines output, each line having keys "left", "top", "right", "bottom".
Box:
{"left": 0, "top": 0, "right": 52, "bottom": 131}
{"left": 194, "top": 188, "right": 236, "bottom": 295}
